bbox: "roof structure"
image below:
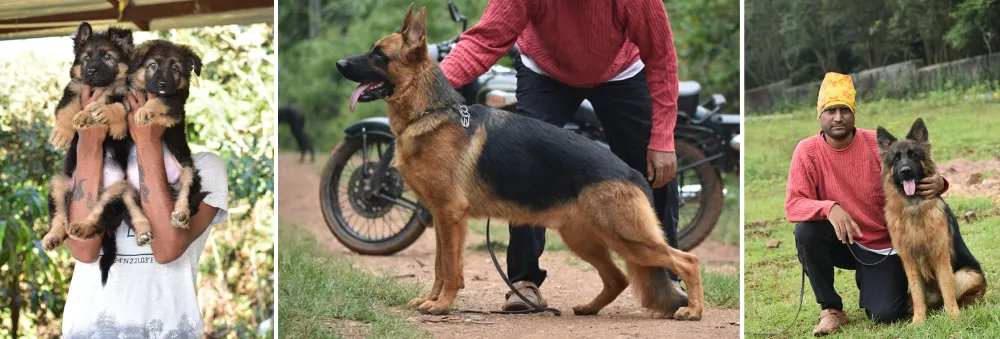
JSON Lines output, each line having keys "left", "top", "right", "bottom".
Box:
{"left": 0, "top": 0, "right": 273, "bottom": 41}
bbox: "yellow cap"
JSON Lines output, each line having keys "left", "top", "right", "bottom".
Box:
{"left": 816, "top": 72, "right": 856, "bottom": 118}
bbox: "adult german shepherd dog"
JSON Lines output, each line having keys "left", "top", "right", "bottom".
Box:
{"left": 876, "top": 118, "right": 987, "bottom": 324}
{"left": 335, "top": 5, "right": 703, "bottom": 320}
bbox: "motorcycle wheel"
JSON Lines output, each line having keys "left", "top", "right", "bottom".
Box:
{"left": 319, "top": 135, "right": 427, "bottom": 255}
{"left": 675, "top": 139, "right": 725, "bottom": 251}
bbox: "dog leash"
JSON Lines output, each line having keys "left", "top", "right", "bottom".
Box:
{"left": 456, "top": 218, "right": 562, "bottom": 316}
{"left": 747, "top": 242, "right": 893, "bottom": 335}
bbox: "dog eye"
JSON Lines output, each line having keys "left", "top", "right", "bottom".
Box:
{"left": 103, "top": 53, "right": 112, "bottom": 60}
{"left": 148, "top": 63, "right": 158, "bottom": 71}
{"left": 172, "top": 65, "right": 181, "bottom": 73}
{"left": 84, "top": 55, "right": 91, "bottom": 61}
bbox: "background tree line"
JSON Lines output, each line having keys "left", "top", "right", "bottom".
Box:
{"left": 746, "top": 0, "right": 1000, "bottom": 89}
{"left": 278, "top": 0, "right": 739, "bottom": 153}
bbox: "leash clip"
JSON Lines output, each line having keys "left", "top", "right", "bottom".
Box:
{"left": 459, "top": 105, "right": 470, "bottom": 128}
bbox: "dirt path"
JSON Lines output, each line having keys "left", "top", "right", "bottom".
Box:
{"left": 278, "top": 154, "right": 741, "bottom": 338}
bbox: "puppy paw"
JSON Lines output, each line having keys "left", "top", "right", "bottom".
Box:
{"left": 90, "top": 104, "right": 111, "bottom": 125}
{"left": 134, "top": 106, "right": 155, "bottom": 125}
{"left": 136, "top": 231, "right": 153, "bottom": 246}
{"left": 572, "top": 304, "right": 601, "bottom": 316}
{"left": 49, "top": 127, "right": 74, "bottom": 149}
{"left": 66, "top": 222, "right": 99, "bottom": 240}
{"left": 71, "top": 110, "right": 94, "bottom": 129}
{"left": 170, "top": 211, "right": 190, "bottom": 228}
{"left": 42, "top": 232, "right": 66, "bottom": 251}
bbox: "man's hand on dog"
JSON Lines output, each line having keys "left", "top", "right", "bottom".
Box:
{"left": 647, "top": 149, "right": 676, "bottom": 188}
{"left": 76, "top": 85, "right": 108, "bottom": 144}
{"left": 126, "top": 90, "right": 165, "bottom": 143}
{"left": 829, "top": 203, "right": 862, "bottom": 244}
{"left": 918, "top": 173, "right": 945, "bottom": 198}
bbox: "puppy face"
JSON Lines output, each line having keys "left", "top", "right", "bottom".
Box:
{"left": 71, "top": 22, "right": 133, "bottom": 87}
{"left": 130, "top": 40, "right": 202, "bottom": 96}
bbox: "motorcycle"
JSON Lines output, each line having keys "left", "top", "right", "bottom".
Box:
{"left": 319, "top": 2, "right": 741, "bottom": 255}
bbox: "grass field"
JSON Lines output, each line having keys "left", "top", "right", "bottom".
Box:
{"left": 743, "top": 89, "right": 1000, "bottom": 337}
{"left": 277, "top": 220, "right": 429, "bottom": 339}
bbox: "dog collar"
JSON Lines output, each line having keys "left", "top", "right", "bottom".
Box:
{"left": 418, "top": 104, "right": 470, "bottom": 128}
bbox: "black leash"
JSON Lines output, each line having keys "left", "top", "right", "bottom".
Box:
{"left": 747, "top": 242, "right": 893, "bottom": 335}
{"left": 457, "top": 218, "right": 562, "bottom": 316}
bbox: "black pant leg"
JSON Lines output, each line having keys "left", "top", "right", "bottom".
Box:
{"left": 793, "top": 220, "right": 857, "bottom": 311}
{"left": 853, "top": 246, "right": 909, "bottom": 323}
{"left": 585, "top": 70, "right": 681, "bottom": 280}
{"left": 505, "top": 56, "right": 585, "bottom": 287}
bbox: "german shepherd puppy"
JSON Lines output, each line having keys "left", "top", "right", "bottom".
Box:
{"left": 876, "top": 118, "right": 987, "bottom": 324}
{"left": 335, "top": 5, "right": 703, "bottom": 320}
{"left": 43, "top": 23, "right": 152, "bottom": 267}
{"left": 128, "top": 39, "right": 208, "bottom": 229}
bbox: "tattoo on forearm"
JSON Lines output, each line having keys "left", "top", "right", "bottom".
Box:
{"left": 138, "top": 161, "right": 150, "bottom": 203}
{"left": 87, "top": 192, "right": 96, "bottom": 209}
{"left": 73, "top": 178, "right": 88, "bottom": 201}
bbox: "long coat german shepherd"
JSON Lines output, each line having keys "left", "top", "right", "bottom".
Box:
{"left": 876, "top": 118, "right": 987, "bottom": 324}
{"left": 335, "top": 5, "right": 704, "bottom": 320}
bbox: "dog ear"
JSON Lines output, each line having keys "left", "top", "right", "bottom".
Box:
{"left": 107, "top": 27, "right": 134, "bottom": 51}
{"left": 183, "top": 45, "right": 202, "bottom": 76}
{"left": 74, "top": 22, "right": 93, "bottom": 55}
{"left": 130, "top": 42, "right": 152, "bottom": 72}
{"left": 397, "top": 3, "right": 415, "bottom": 34}
{"left": 405, "top": 7, "right": 427, "bottom": 46}
{"left": 876, "top": 126, "right": 896, "bottom": 150}
{"left": 905, "top": 117, "right": 928, "bottom": 144}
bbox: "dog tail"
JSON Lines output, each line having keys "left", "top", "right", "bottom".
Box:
{"left": 625, "top": 262, "right": 687, "bottom": 316}
{"left": 99, "top": 224, "right": 117, "bottom": 286}
{"left": 955, "top": 267, "right": 987, "bottom": 307}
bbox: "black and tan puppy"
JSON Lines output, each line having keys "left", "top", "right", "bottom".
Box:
{"left": 128, "top": 39, "right": 208, "bottom": 228}
{"left": 877, "top": 118, "right": 987, "bottom": 325}
{"left": 336, "top": 5, "right": 704, "bottom": 320}
{"left": 43, "top": 23, "right": 152, "bottom": 262}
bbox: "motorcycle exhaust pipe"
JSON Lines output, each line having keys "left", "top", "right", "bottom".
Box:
{"left": 731, "top": 134, "right": 741, "bottom": 152}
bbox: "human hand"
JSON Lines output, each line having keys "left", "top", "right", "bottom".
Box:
{"left": 126, "top": 90, "right": 165, "bottom": 144}
{"left": 829, "top": 204, "right": 862, "bottom": 244}
{"left": 918, "top": 173, "right": 945, "bottom": 198}
{"left": 75, "top": 85, "right": 108, "bottom": 145}
{"left": 647, "top": 149, "right": 677, "bottom": 188}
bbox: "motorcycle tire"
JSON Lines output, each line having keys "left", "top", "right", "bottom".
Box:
{"left": 675, "top": 139, "right": 725, "bottom": 251}
{"left": 319, "top": 135, "right": 427, "bottom": 256}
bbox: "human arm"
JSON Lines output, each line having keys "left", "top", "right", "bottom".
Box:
{"left": 439, "top": 0, "right": 529, "bottom": 88}
{"left": 65, "top": 87, "right": 106, "bottom": 263}
{"left": 126, "top": 92, "right": 219, "bottom": 264}
{"left": 918, "top": 173, "right": 949, "bottom": 197}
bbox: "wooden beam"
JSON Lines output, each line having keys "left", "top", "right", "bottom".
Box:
{"left": 0, "top": 0, "right": 271, "bottom": 34}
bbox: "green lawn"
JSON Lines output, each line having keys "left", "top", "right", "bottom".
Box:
{"left": 277, "top": 220, "right": 429, "bottom": 339}
{"left": 744, "top": 90, "right": 1000, "bottom": 337}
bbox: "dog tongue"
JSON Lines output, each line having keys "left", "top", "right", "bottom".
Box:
{"left": 349, "top": 83, "right": 376, "bottom": 113}
{"left": 903, "top": 179, "right": 916, "bottom": 196}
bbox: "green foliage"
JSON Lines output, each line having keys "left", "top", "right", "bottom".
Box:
{"left": 747, "top": 0, "right": 1000, "bottom": 88}
{"left": 278, "top": 0, "right": 739, "bottom": 153}
{"left": 0, "top": 24, "right": 275, "bottom": 338}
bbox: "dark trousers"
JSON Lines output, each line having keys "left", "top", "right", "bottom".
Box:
{"left": 794, "top": 220, "right": 909, "bottom": 323}
{"left": 506, "top": 56, "right": 682, "bottom": 285}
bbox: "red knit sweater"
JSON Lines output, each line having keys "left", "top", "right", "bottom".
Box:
{"left": 784, "top": 128, "right": 949, "bottom": 250}
{"left": 438, "top": 0, "right": 680, "bottom": 152}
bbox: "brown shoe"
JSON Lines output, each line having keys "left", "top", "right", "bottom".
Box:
{"left": 502, "top": 281, "right": 547, "bottom": 311}
{"left": 813, "top": 308, "right": 848, "bottom": 336}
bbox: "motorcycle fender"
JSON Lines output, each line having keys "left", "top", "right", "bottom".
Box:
{"left": 342, "top": 117, "right": 395, "bottom": 139}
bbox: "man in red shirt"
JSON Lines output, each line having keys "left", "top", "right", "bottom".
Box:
{"left": 439, "top": 0, "right": 686, "bottom": 311}
{"left": 785, "top": 72, "right": 949, "bottom": 335}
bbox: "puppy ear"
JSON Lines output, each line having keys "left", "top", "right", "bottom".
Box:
{"left": 876, "top": 126, "right": 896, "bottom": 151}
{"left": 130, "top": 42, "right": 152, "bottom": 72}
{"left": 74, "top": 22, "right": 93, "bottom": 55}
{"left": 184, "top": 46, "right": 202, "bottom": 76}
{"left": 905, "top": 117, "right": 928, "bottom": 144}
{"left": 107, "top": 27, "right": 134, "bottom": 51}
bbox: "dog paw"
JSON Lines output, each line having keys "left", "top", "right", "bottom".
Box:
{"left": 66, "top": 222, "right": 98, "bottom": 240}
{"left": 170, "top": 211, "right": 190, "bottom": 228}
{"left": 671, "top": 307, "right": 701, "bottom": 321}
{"left": 418, "top": 300, "right": 452, "bottom": 315}
{"left": 407, "top": 297, "right": 428, "bottom": 308}
{"left": 572, "top": 304, "right": 601, "bottom": 316}
{"left": 136, "top": 231, "right": 153, "bottom": 246}
{"left": 42, "top": 233, "right": 65, "bottom": 251}
{"left": 71, "top": 110, "right": 94, "bottom": 129}
{"left": 49, "top": 128, "right": 74, "bottom": 149}
{"left": 90, "top": 104, "right": 111, "bottom": 125}
{"left": 134, "top": 106, "right": 154, "bottom": 125}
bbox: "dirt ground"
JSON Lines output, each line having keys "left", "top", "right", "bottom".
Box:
{"left": 938, "top": 157, "right": 1000, "bottom": 204}
{"left": 278, "top": 155, "right": 741, "bottom": 338}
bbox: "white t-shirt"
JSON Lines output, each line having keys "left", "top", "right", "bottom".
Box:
{"left": 61, "top": 150, "right": 229, "bottom": 339}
